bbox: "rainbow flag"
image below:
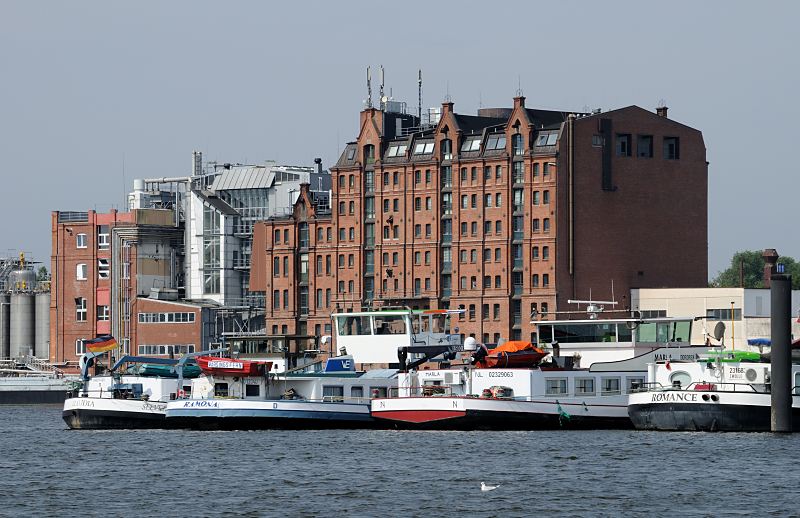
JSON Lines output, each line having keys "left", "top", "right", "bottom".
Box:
{"left": 86, "top": 335, "right": 118, "bottom": 353}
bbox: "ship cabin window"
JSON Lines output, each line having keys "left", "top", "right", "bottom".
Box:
{"left": 575, "top": 378, "right": 595, "bottom": 396}
{"left": 543, "top": 323, "right": 618, "bottom": 344}
{"left": 372, "top": 314, "right": 407, "bottom": 335}
{"left": 795, "top": 373, "right": 800, "bottom": 395}
{"left": 323, "top": 386, "right": 344, "bottom": 402}
{"left": 214, "top": 383, "right": 229, "bottom": 397}
{"left": 336, "top": 315, "right": 373, "bottom": 336}
{"left": 351, "top": 386, "right": 364, "bottom": 400}
{"left": 601, "top": 377, "right": 621, "bottom": 396}
{"left": 636, "top": 320, "right": 691, "bottom": 343}
{"left": 545, "top": 378, "right": 567, "bottom": 396}
{"left": 370, "top": 386, "right": 387, "bottom": 398}
{"left": 245, "top": 384, "right": 260, "bottom": 397}
{"left": 626, "top": 377, "right": 645, "bottom": 393}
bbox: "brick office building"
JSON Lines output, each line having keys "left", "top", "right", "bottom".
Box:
{"left": 50, "top": 208, "right": 196, "bottom": 371}
{"left": 250, "top": 96, "right": 707, "bottom": 345}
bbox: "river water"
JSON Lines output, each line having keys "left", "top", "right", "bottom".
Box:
{"left": 2, "top": 405, "right": 800, "bottom": 517}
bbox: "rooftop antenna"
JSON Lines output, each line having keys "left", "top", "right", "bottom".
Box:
{"left": 379, "top": 65, "right": 385, "bottom": 100}
{"left": 366, "top": 66, "right": 373, "bottom": 108}
{"left": 479, "top": 91, "right": 483, "bottom": 109}
{"left": 657, "top": 98, "right": 667, "bottom": 108}
{"left": 516, "top": 75, "right": 523, "bottom": 97}
{"left": 417, "top": 69, "right": 422, "bottom": 121}
{"left": 444, "top": 80, "right": 451, "bottom": 102}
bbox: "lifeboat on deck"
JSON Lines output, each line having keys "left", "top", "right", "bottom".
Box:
{"left": 472, "top": 341, "right": 548, "bottom": 369}
{"left": 195, "top": 356, "right": 272, "bottom": 377}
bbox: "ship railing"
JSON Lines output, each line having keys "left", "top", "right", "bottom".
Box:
{"left": 634, "top": 381, "right": 774, "bottom": 394}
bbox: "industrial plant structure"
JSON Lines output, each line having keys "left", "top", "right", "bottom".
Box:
{"left": 50, "top": 156, "right": 330, "bottom": 371}
{"left": 0, "top": 253, "right": 50, "bottom": 360}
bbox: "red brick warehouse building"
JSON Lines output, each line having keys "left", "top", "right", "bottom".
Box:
{"left": 250, "top": 97, "right": 707, "bottom": 343}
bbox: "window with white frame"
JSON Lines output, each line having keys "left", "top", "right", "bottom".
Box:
{"left": 545, "top": 378, "right": 568, "bottom": 395}
{"left": 601, "top": 377, "right": 621, "bottom": 395}
{"left": 75, "top": 338, "right": 87, "bottom": 355}
{"left": 137, "top": 344, "right": 196, "bottom": 356}
{"left": 575, "top": 378, "right": 595, "bottom": 395}
{"left": 97, "top": 225, "right": 110, "bottom": 250}
{"left": 138, "top": 312, "right": 196, "bottom": 323}
{"left": 75, "top": 298, "right": 87, "bottom": 322}
{"left": 626, "top": 377, "right": 645, "bottom": 393}
{"left": 98, "top": 259, "right": 110, "bottom": 279}
{"left": 97, "top": 305, "right": 110, "bottom": 321}
{"left": 76, "top": 233, "right": 87, "bottom": 248}
{"left": 76, "top": 263, "right": 87, "bottom": 280}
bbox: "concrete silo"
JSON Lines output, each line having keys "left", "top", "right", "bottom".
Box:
{"left": 10, "top": 293, "right": 35, "bottom": 358}
{"left": 35, "top": 292, "right": 50, "bottom": 359}
{"left": 0, "top": 293, "right": 9, "bottom": 358}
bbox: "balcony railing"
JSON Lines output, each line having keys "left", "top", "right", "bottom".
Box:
{"left": 442, "top": 233, "right": 452, "bottom": 244}
{"left": 441, "top": 261, "right": 451, "bottom": 272}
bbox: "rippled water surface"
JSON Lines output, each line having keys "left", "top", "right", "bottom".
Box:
{"left": 2, "top": 405, "right": 800, "bottom": 517}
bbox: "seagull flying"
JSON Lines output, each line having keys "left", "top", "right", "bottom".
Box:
{"left": 480, "top": 482, "right": 500, "bottom": 492}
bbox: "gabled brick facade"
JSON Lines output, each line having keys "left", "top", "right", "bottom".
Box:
{"left": 251, "top": 98, "right": 707, "bottom": 344}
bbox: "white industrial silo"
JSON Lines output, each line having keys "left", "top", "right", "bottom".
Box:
{"left": 10, "top": 293, "right": 35, "bottom": 358}
{"left": 35, "top": 292, "right": 50, "bottom": 358}
{"left": 0, "top": 293, "right": 9, "bottom": 358}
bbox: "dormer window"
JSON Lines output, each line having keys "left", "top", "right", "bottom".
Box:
{"left": 385, "top": 144, "right": 407, "bottom": 158}
{"left": 413, "top": 141, "right": 434, "bottom": 155}
{"left": 535, "top": 132, "right": 559, "bottom": 147}
{"left": 460, "top": 137, "right": 481, "bottom": 152}
{"left": 364, "top": 144, "right": 375, "bottom": 165}
{"left": 485, "top": 134, "right": 506, "bottom": 151}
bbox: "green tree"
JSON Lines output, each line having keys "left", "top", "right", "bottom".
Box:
{"left": 36, "top": 266, "right": 49, "bottom": 281}
{"left": 710, "top": 250, "right": 800, "bottom": 289}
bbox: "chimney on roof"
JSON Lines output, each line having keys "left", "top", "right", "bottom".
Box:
{"left": 762, "top": 248, "right": 779, "bottom": 288}
{"left": 656, "top": 105, "right": 668, "bottom": 118}
{"left": 514, "top": 96, "right": 526, "bottom": 108}
{"left": 314, "top": 157, "right": 323, "bottom": 175}
{"left": 441, "top": 101, "right": 454, "bottom": 114}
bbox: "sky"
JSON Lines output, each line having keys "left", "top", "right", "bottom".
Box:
{"left": 0, "top": 0, "right": 797, "bottom": 279}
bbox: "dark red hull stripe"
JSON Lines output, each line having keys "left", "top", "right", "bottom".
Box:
{"left": 374, "top": 410, "right": 466, "bottom": 423}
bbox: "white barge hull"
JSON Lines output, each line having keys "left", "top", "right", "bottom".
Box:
{"left": 62, "top": 397, "right": 168, "bottom": 429}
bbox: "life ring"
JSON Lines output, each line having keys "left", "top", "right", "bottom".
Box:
{"left": 177, "top": 389, "right": 186, "bottom": 398}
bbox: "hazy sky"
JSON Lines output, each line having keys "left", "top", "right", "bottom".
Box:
{"left": 1, "top": 1, "right": 797, "bottom": 278}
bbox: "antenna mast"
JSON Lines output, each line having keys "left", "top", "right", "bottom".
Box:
{"left": 366, "top": 66, "right": 373, "bottom": 108}
{"left": 379, "top": 65, "right": 385, "bottom": 100}
{"left": 417, "top": 69, "right": 422, "bottom": 121}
